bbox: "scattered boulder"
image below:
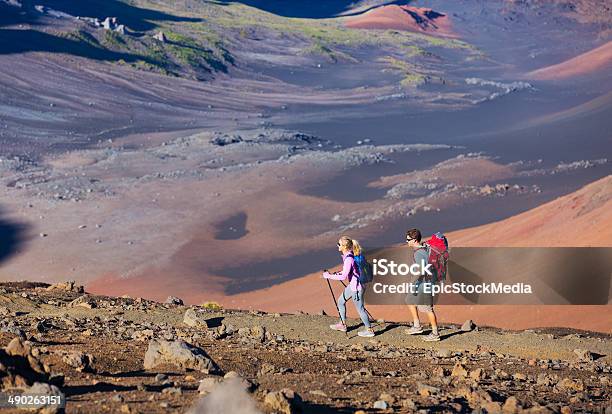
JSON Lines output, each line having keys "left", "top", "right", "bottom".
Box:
{"left": 238, "top": 325, "right": 267, "bottom": 343}
{"left": 61, "top": 351, "right": 94, "bottom": 372}
{"left": 573, "top": 348, "right": 594, "bottom": 362}
{"left": 183, "top": 308, "right": 210, "bottom": 328}
{"left": 378, "top": 392, "right": 395, "bottom": 405}
{"left": 144, "top": 339, "right": 219, "bottom": 373}
{"left": 556, "top": 377, "right": 584, "bottom": 392}
{"left": 401, "top": 398, "right": 417, "bottom": 410}
{"left": 102, "top": 17, "right": 120, "bottom": 30}
{"left": 433, "top": 366, "right": 447, "bottom": 377}
{"left": 162, "top": 386, "right": 182, "bottom": 396}
{"left": 210, "top": 134, "right": 243, "bottom": 146}
{"left": 461, "top": 319, "right": 476, "bottom": 332}
{"left": 502, "top": 396, "right": 521, "bottom": 413}
{"left": 17, "top": 382, "right": 64, "bottom": 414}
{"left": 536, "top": 373, "right": 555, "bottom": 387}
{"left": 451, "top": 362, "right": 468, "bottom": 378}
{"left": 1, "top": 337, "right": 49, "bottom": 389}
{"left": 264, "top": 388, "right": 302, "bottom": 414}
{"left": 436, "top": 348, "right": 451, "bottom": 358}
{"left": 68, "top": 295, "right": 96, "bottom": 309}
{"left": 46, "top": 280, "right": 84, "bottom": 293}
{"left": 198, "top": 377, "right": 221, "bottom": 394}
{"left": 154, "top": 31, "right": 167, "bottom": 42}
{"left": 1, "top": 326, "right": 26, "bottom": 340}
{"left": 351, "top": 367, "right": 373, "bottom": 378}
{"left": 456, "top": 387, "right": 493, "bottom": 407}
{"left": 416, "top": 382, "right": 439, "bottom": 397}
{"left": 5, "top": 337, "right": 31, "bottom": 358}
{"left": 132, "top": 329, "right": 155, "bottom": 342}
{"left": 222, "top": 371, "right": 254, "bottom": 392}
{"left": 165, "top": 296, "right": 184, "bottom": 306}
{"left": 31, "top": 320, "right": 49, "bottom": 333}
{"left": 251, "top": 325, "right": 266, "bottom": 342}
{"left": 258, "top": 362, "right": 277, "bottom": 376}
{"left": 469, "top": 368, "right": 485, "bottom": 381}
{"left": 373, "top": 400, "right": 388, "bottom": 409}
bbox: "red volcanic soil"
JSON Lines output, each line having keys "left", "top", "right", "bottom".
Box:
{"left": 221, "top": 176, "right": 612, "bottom": 333}
{"left": 527, "top": 41, "right": 612, "bottom": 80}
{"left": 345, "top": 5, "right": 455, "bottom": 37}
{"left": 449, "top": 174, "right": 612, "bottom": 247}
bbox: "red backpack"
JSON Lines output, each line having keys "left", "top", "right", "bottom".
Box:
{"left": 424, "top": 232, "right": 449, "bottom": 282}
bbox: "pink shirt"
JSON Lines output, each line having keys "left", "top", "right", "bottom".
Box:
{"left": 325, "top": 252, "right": 362, "bottom": 292}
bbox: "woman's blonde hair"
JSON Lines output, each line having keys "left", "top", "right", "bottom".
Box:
{"left": 352, "top": 239, "right": 362, "bottom": 256}
{"left": 338, "top": 236, "right": 353, "bottom": 251}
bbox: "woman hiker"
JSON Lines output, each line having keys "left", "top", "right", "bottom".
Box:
{"left": 323, "top": 236, "right": 375, "bottom": 338}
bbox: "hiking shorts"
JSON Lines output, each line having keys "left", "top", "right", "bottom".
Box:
{"left": 405, "top": 279, "right": 434, "bottom": 312}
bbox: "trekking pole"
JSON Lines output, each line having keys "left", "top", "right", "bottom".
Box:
{"left": 339, "top": 280, "right": 377, "bottom": 325}
{"left": 325, "top": 276, "right": 347, "bottom": 336}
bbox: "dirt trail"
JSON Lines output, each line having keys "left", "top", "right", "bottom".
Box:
{"left": 0, "top": 282, "right": 610, "bottom": 413}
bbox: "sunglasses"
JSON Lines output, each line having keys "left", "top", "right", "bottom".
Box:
{"left": 337, "top": 242, "right": 341, "bottom": 247}
{"left": 406, "top": 237, "right": 414, "bottom": 242}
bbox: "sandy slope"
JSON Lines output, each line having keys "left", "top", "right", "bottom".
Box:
{"left": 448, "top": 175, "right": 612, "bottom": 247}
{"left": 222, "top": 176, "right": 612, "bottom": 333}
{"left": 527, "top": 41, "right": 612, "bottom": 80}
{"left": 345, "top": 5, "right": 455, "bottom": 37}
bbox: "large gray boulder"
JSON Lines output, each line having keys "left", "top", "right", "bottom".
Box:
{"left": 165, "top": 296, "right": 184, "bottom": 306}
{"left": 17, "top": 382, "right": 64, "bottom": 414}
{"left": 1, "top": 337, "right": 49, "bottom": 388}
{"left": 61, "top": 351, "right": 94, "bottom": 372}
{"left": 144, "top": 339, "right": 219, "bottom": 374}
{"left": 68, "top": 295, "right": 96, "bottom": 309}
{"left": 264, "top": 388, "right": 302, "bottom": 414}
{"left": 183, "top": 308, "right": 210, "bottom": 328}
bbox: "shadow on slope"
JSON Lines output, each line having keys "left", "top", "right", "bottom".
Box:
{"left": 27, "top": 0, "right": 201, "bottom": 31}
{"left": 0, "top": 208, "right": 28, "bottom": 266}
{"left": 0, "top": 28, "right": 155, "bottom": 64}
{"left": 212, "top": 0, "right": 404, "bottom": 18}
{"left": 0, "top": 2, "right": 28, "bottom": 27}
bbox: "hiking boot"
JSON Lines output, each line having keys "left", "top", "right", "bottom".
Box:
{"left": 329, "top": 322, "right": 347, "bottom": 332}
{"left": 358, "top": 329, "right": 375, "bottom": 338}
{"left": 405, "top": 325, "right": 424, "bottom": 335}
{"left": 423, "top": 332, "right": 441, "bottom": 342}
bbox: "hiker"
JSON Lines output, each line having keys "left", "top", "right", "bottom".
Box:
{"left": 323, "top": 236, "right": 375, "bottom": 338}
{"left": 405, "top": 228, "right": 441, "bottom": 342}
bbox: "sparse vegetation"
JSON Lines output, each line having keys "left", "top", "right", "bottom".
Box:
{"left": 40, "top": 1, "right": 477, "bottom": 83}
{"left": 211, "top": 3, "right": 474, "bottom": 51}
{"left": 380, "top": 56, "right": 427, "bottom": 87}
{"left": 301, "top": 42, "right": 358, "bottom": 63}
{"left": 163, "top": 30, "right": 229, "bottom": 74}
{"left": 201, "top": 301, "right": 223, "bottom": 311}
{"left": 102, "top": 30, "right": 126, "bottom": 49}
{"left": 60, "top": 29, "right": 100, "bottom": 47}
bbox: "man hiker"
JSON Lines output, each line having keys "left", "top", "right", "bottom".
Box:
{"left": 404, "top": 228, "right": 441, "bottom": 342}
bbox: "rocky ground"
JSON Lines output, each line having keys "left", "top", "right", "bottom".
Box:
{"left": 0, "top": 281, "right": 610, "bottom": 413}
